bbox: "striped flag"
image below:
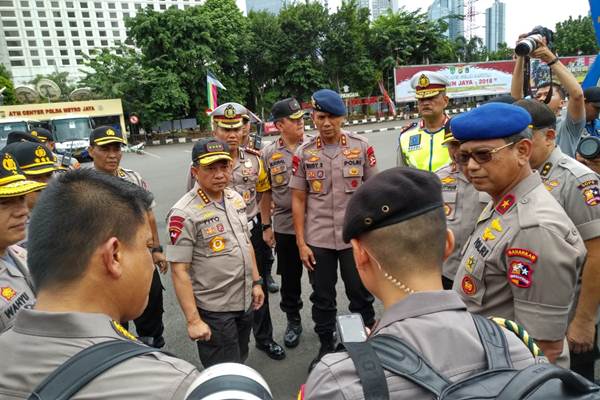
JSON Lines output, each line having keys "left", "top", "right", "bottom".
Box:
{"left": 378, "top": 80, "right": 396, "bottom": 116}
{"left": 206, "top": 72, "right": 226, "bottom": 113}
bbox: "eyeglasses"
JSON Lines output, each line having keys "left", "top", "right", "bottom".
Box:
{"left": 456, "top": 142, "right": 515, "bottom": 166}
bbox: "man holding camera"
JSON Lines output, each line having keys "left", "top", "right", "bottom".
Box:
{"left": 511, "top": 29, "right": 586, "bottom": 158}
{"left": 515, "top": 99, "right": 600, "bottom": 379}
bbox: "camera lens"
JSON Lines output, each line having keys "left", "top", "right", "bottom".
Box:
{"left": 515, "top": 38, "right": 536, "bottom": 56}
{"left": 577, "top": 136, "right": 600, "bottom": 159}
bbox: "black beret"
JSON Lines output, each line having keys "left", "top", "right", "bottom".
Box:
{"left": 343, "top": 167, "right": 443, "bottom": 242}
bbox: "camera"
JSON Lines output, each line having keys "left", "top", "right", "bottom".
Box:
{"left": 515, "top": 26, "right": 554, "bottom": 56}
{"left": 577, "top": 136, "right": 600, "bottom": 160}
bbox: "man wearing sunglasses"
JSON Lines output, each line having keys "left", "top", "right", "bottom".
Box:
{"left": 435, "top": 121, "right": 490, "bottom": 289}
{"left": 515, "top": 99, "right": 600, "bottom": 381}
{"left": 396, "top": 71, "right": 452, "bottom": 172}
{"left": 452, "top": 103, "right": 586, "bottom": 366}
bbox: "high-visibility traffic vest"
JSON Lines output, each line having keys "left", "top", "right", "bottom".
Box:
{"left": 398, "top": 119, "right": 451, "bottom": 172}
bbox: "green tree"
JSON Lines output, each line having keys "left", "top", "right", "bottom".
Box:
{"left": 322, "top": 0, "right": 376, "bottom": 96}
{"left": 486, "top": 42, "right": 513, "bottom": 61}
{"left": 81, "top": 47, "right": 188, "bottom": 131}
{"left": 554, "top": 15, "right": 599, "bottom": 56}
{"left": 0, "top": 64, "right": 16, "bottom": 106}
{"left": 29, "top": 71, "right": 75, "bottom": 102}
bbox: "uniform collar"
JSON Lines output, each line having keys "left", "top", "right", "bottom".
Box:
{"left": 196, "top": 187, "right": 213, "bottom": 205}
{"left": 419, "top": 115, "right": 449, "bottom": 133}
{"left": 12, "top": 309, "right": 129, "bottom": 340}
{"left": 373, "top": 291, "right": 467, "bottom": 334}
{"left": 316, "top": 133, "right": 347, "bottom": 149}
{"left": 278, "top": 135, "right": 305, "bottom": 150}
{"left": 493, "top": 172, "right": 542, "bottom": 216}
{"left": 539, "top": 146, "right": 563, "bottom": 178}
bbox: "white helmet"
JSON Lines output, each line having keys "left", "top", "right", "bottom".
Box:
{"left": 185, "top": 363, "right": 273, "bottom": 400}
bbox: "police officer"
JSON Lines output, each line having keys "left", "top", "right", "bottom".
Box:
{"left": 167, "top": 138, "right": 265, "bottom": 367}
{"left": 88, "top": 125, "right": 166, "bottom": 348}
{"left": 289, "top": 89, "right": 376, "bottom": 369}
{"left": 452, "top": 103, "right": 586, "bottom": 365}
{"left": 0, "top": 169, "right": 202, "bottom": 398}
{"left": 396, "top": 71, "right": 452, "bottom": 171}
{"left": 28, "top": 127, "right": 80, "bottom": 169}
{"left": 515, "top": 99, "right": 600, "bottom": 380}
{"left": 3, "top": 141, "right": 64, "bottom": 248}
{"left": 209, "top": 103, "right": 285, "bottom": 360}
{"left": 0, "top": 151, "right": 46, "bottom": 333}
{"left": 304, "top": 167, "right": 540, "bottom": 399}
{"left": 435, "top": 121, "right": 490, "bottom": 289}
{"left": 261, "top": 97, "right": 307, "bottom": 347}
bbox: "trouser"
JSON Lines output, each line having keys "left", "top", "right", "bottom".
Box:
{"left": 570, "top": 323, "right": 599, "bottom": 382}
{"left": 250, "top": 216, "right": 275, "bottom": 343}
{"left": 123, "top": 269, "right": 164, "bottom": 344}
{"left": 275, "top": 232, "right": 304, "bottom": 321}
{"left": 197, "top": 307, "right": 253, "bottom": 368}
{"left": 309, "top": 246, "right": 375, "bottom": 339}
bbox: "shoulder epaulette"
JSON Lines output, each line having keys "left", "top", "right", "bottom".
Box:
{"left": 399, "top": 122, "right": 417, "bottom": 135}
{"left": 244, "top": 147, "right": 261, "bottom": 157}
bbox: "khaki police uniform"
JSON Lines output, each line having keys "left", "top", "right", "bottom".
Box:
{"left": 262, "top": 136, "right": 307, "bottom": 323}
{"left": 166, "top": 186, "right": 255, "bottom": 366}
{"left": 435, "top": 163, "right": 490, "bottom": 286}
{"left": 289, "top": 131, "right": 377, "bottom": 337}
{"left": 0, "top": 246, "right": 35, "bottom": 333}
{"left": 397, "top": 117, "right": 452, "bottom": 172}
{"left": 453, "top": 172, "right": 586, "bottom": 343}
{"left": 305, "top": 291, "right": 540, "bottom": 399}
{"left": 0, "top": 309, "right": 199, "bottom": 399}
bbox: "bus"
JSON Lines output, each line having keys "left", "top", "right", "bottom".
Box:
{"left": 49, "top": 114, "right": 94, "bottom": 161}
{"left": 0, "top": 118, "right": 44, "bottom": 149}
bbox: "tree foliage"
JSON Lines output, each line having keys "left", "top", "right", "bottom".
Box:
{"left": 29, "top": 71, "right": 75, "bottom": 102}
{"left": 554, "top": 15, "right": 599, "bottom": 56}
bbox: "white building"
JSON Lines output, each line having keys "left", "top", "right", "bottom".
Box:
{"left": 485, "top": 0, "right": 505, "bottom": 52}
{"left": 0, "top": 0, "right": 204, "bottom": 84}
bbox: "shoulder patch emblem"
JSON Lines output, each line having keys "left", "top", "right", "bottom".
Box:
{"left": 111, "top": 320, "right": 137, "bottom": 341}
{"left": 169, "top": 215, "right": 185, "bottom": 244}
{"left": 292, "top": 155, "right": 301, "bottom": 175}
{"left": 495, "top": 194, "right": 515, "bottom": 215}
{"left": 0, "top": 286, "right": 17, "bottom": 302}
{"left": 506, "top": 248, "right": 538, "bottom": 263}
{"left": 508, "top": 260, "right": 533, "bottom": 288}
{"left": 461, "top": 276, "right": 477, "bottom": 296}
{"left": 578, "top": 181, "right": 600, "bottom": 206}
{"left": 367, "top": 146, "right": 376, "bottom": 167}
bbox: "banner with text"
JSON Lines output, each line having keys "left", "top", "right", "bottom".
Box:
{"left": 394, "top": 55, "right": 596, "bottom": 102}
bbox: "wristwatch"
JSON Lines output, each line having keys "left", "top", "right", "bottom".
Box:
{"left": 261, "top": 224, "right": 272, "bottom": 232}
{"left": 151, "top": 245, "right": 163, "bottom": 253}
{"left": 252, "top": 278, "right": 264, "bottom": 287}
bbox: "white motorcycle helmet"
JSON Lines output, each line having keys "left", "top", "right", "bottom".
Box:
{"left": 185, "top": 363, "right": 273, "bottom": 400}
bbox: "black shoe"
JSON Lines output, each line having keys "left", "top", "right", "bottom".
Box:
{"left": 308, "top": 340, "right": 335, "bottom": 373}
{"left": 256, "top": 340, "right": 286, "bottom": 360}
{"left": 284, "top": 321, "right": 302, "bottom": 348}
{"left": 266, "top": 275, "right": 279, "bottom": 293}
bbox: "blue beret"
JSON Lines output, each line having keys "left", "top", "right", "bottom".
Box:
{"left": 311, "top": 89, "right": 346, "bottom": 116}
{"left": 343, "top": 167, "right": 443, "bottom": 242}
{"left": 451, "top": 103, "right": 532, "bottom": 142}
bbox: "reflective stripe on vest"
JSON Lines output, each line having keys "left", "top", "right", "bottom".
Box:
{"left": 399, "top": 126, "right": 451, "bottom": 172}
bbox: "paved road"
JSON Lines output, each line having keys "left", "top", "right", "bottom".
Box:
{"left": 118, "top": 128, "right": 401, "bottom": 399}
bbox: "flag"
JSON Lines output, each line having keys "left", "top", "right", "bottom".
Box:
{"left": 378, "top": 80, "right": 396, "bottom": 116}
{"left": 206, "top": 72, "right": 226, "bottom": 113}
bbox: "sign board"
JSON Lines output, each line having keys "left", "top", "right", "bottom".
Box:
{"left": 340, "top": 92, "right": 359, "bottom": 99}
{"left": 394, "top": 55, "right": 597, "bottom": 102}
{"left": 129, "top": 115, "right": 139, "bottom": 125}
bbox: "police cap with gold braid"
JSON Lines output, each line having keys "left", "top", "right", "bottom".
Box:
{"left": 28, "top": 127, "right": 54, "bottom": 143}
{"left": 0, "top": 150, "right": 47, "bottom": 198}
{"left": 410, "top": 71, "right": 450, "bottom": 99}
{"left": 192, "top": 138, "right": 233, "bottom": 166}
{"left": 6, "top": 131, "right": 41, "bottom": 146}
{"left": 89, "top": 126, "right": 126, "bottom": 146}
{"left": 3, "top": 141, "right": 63, "bottom": 176}
{"left": 343, "top": 167, "right": 443, "bottom": 242}
{"left": 211, "top": 102, "right": 247, "bottom": 129}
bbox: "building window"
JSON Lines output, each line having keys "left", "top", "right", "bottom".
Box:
{"left": 24, "top": 20, "right": 33, "bottom": 27}
{"left": 100, "top": 39, "right": 107, "bottom": 45}
{"left": 122, "top": 12, "right": 129, "bottom": 18}
{"left": 73, "top": 39, "right": 81, "bottom": 46}
{"left": 45, "top": 49, "right": 54, "bottom": 56}
{"left": 80, "top": 1, "right": 88, "bottom": 8}
{"left": 111, "top": 20, "right": 118, "bottom": 28}
{"left": 71, "top": 30, "right": 79, "bottom": 36}
{"left": 107, "top": 2, "right": 114, "bottom": 8}
{"left": 0, "top": 0, "right": 14, "bottom": 5}
{"left": 57, "top": 30, "right": 64, "bottom": 37}
{"left": 95, "top": 11, "right": 102, "bottom": 17}
{"left": 67, "top": 11, "right": 75, "bottom": 17}
{"left": 51, "top": 1, "right": 58, "bottom": 7}
{"left": 60, "top": 49, "right": 68, "bottom": 56}
{"left": 114, "top": 39, "right": 121, "bottom": 45}
{"left": 82, "top": 11, "right": 89, "bottom": 17}
{"left": 87, "top": 39, "right": 94, "bottom": 46}
{"left": 53, "top": 10, "right": 61, "bottom": 17}
{"left": 93, "top": 1, "right": 100, "bottom": 7}
{"left": 41, "top": 30, "right": 50, "bottom": 37}
{"left": 3, "top": 31, "right": 19, "bottom": 37}
{"left": 160, "top": 3, "right": 166, "bottom": 9}
{"left": 37, "top": 10, "right": 45, "bottom": 17}
{"left": 97, "top": 21, "right": 105, "bottom": 27}
{"left": 134, "top": 3, "right": 141, "bottom": 9}
{"left": 121, "top": 2, "right": 128, "bottom": 9}
{"left": 99, "top": 30, "right": 106, "bottom": 37}
{"left": 35, "top": 0, "right": 42, "bottom": 6}
{"left": 22, "top": 10, "right": 30, "bottom": 17}
{"left": 20, "top": 0, "right": 28, "bottom": 6}
{"left": 62, "top": 59, "right": 70, "bottom": 65}
{"left": 109, "top": 11, "right": 116, "bottom": 18}
{"left": 43, "top": 39, "right": 51, "bottom": 46}
{"left": 6, "top": 40, "right": 21, "bottom": 46}
{"left": 58, "top": 40, "right": 66, "bottom": 46}
{"left": 76, "top": 58, "right": 84, "bottom": 65}
{"left": 28, "top": 40, "right": 36, "bottom": 46}
{"left": 10, "top": 60, "right": 25, "bottom": 67}
{"left": 40, "top": 21, "right": 48, "bottom": 27}
{"left": 2, "top": 20, "right": 17, "bottom": 27}
{"left": 69, "top": 21, "right": 77, "bottom": 27}
{"left": 85, "top": 30, "right": 92, "bottom": 36}
{"left": 66, "top": 1, "right": 74, "bottom": 7}
{"left": 55, "top": 21, "right": 63, "bottom": 27}
{"left": 84, "top": 21, "right": 92, "bottom": 27}
{"left": 48, "top": 60, "right": 55, "bottom": 65}
{"left": 32, "top": 59, "right": 41, "bottom": 66}
{"left": 26, "top": 30, "right": 35, "bottom": 37}
{"left": 30, "top": 49, "right": 38, "bottom": 56}
{"left": 0, "top": 10, "right": 16, "bottom": 17}
{"left": 8, "top": 50, "right": 23, "bottom": 57}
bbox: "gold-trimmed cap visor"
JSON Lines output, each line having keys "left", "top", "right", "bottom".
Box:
{"left": 0, "top": 176, "right": 47, "bottom": 198}
{"left": 196, "top": 152, "right": 233, "bottom": 166}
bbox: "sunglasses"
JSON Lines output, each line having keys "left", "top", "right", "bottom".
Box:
{"left": 456, "top": 142, "right": 515, "bottom": 166}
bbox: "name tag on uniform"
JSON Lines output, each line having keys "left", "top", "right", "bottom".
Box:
{"left": 408, "top": 134, "right": 421, "bottom": 151}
